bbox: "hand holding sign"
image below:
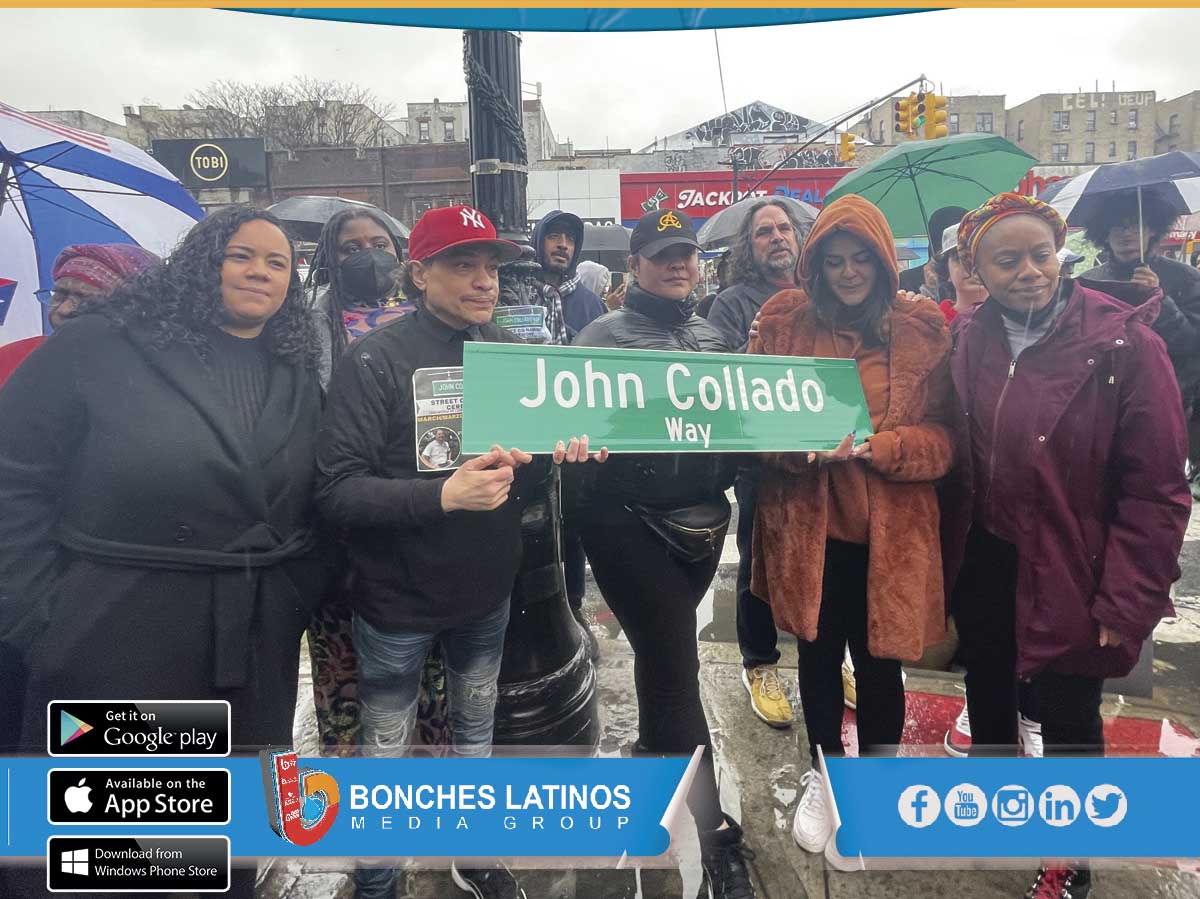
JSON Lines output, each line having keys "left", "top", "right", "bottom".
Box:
{"left": 440, "top": 449, "right": 517, "bottom": 512}
{"left": 807, "top": 431, "right": 857, "bottom": 466}
{"left": 553, "top": 435, "right": 609, "bottom": 465}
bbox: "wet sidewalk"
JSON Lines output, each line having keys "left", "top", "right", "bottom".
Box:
{"left": 264, "top": 500, "right": 1200, "bottom": 899}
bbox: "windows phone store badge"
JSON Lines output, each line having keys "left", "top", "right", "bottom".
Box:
{"left": 48, "top": 701, "right": 230, "bottom": 757}
{"left": 47, "top": 836, "right": 229, "bottom": 893}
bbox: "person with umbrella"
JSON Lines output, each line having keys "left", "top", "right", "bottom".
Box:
{"left": 943, "top": 193, "right": 1190, "bottom": 898}
{"left": 749, "top": 195, "right": 954, "bottom": 866}
{"left": 0, "top": 243, "right": 158, "bottom": 388}
{"left": 708, "top": 199, "right": 808, "bottom": 732}
{"left": 1077, "top": 190, "right": 1200, "bottom": 491}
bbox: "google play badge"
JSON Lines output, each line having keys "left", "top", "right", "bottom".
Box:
{"left": 60, "top": 711, "right": 94, "bottom": 747}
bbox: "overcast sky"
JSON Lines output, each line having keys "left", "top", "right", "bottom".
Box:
{"left": 1, "top": 8, "right": 1195, "bottom": 150}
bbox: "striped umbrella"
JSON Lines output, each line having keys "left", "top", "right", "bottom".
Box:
{"left": 0, "top": 100, "right": 203, "bottom": 345}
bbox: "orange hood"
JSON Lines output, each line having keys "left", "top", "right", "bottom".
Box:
{"left": 799, "top": 195, "right": 900, "bottom": 300}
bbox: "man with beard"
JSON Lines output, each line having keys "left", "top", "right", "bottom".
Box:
{"left": 498, "top": 210, "right": 606, "bottom": 344}
{"left": 707, "top": 199, "right": 806, "bottom": 728}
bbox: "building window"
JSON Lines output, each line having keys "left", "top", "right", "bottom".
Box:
{"left": 879, "top": 120, "right": 885, "bottom": 143}
{"left": 1052, "top": 110, "right": 1070, "bottom": 132}
{"left": 1170, "top": 113, "right": 1181, "bottom": 136}
{"left": 1110, "top": 110, "right": 1119, "bottom": 125}
{"left": 443, "top": 119, "right": 455, "bottom": 142}
{"left": 418, "top": 120, "right": 430, "bottom": 142}
{"left": 948, "top": 112, "right": 960, "bottom": 135}
{"left": 1085, "top": 142, "right": 1095, "bottom": 164}
{"left": 1127, "top": 140, "right": 1138, "bottom": 160}
{"left": 1017, "top": 119, "right": 1024, "bottom": 141}
{"left": 1086, "top": 110, "right": 1096, "bottom": 132}
{"left": 413, "top": 199, "right": 434, "bottom": 219}
{"left": 1128, "top": 109, "right": 1139, "bottom": 130}
{"left": 1052, "top": 143, "right": 1070, "bottom": 163}
{"left": 975, "top": 112, "right": 993, "bottom": 133}
{"left": 1108, "top": 141, "right": 1117, "bottom": 158}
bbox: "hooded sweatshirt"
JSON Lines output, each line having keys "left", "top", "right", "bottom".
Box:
{"left": 532, "top": 211, "right": 607, "bottom": 338}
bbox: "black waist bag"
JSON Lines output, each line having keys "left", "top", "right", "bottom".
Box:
{"left": 628, "top": 495, "right": 731, "bottom": 564}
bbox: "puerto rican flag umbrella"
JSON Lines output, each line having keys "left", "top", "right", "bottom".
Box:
{"left": 0, "top": 100, "right": 203, "bottom": 345}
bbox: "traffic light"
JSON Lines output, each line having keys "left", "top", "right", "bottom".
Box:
{"left": 893, "top": 93, "right": 916, "bottom": 136}
{"left": 914, "top": 91, "right": 927, "bottom": 133}
{"left": 924, "top": 92, "right": 949, "bottom": 139}
{"left": 838, "top": 131, "right": 857, "bottom": 163}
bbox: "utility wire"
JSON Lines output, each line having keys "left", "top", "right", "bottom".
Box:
{"left": 713, "top": 31, "right": 728, "bottom": 115}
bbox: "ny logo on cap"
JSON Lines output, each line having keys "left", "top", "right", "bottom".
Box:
{"left": 657, "top": 211, "right": 683, "bottom": 232}
{"left": 460, "top": 207, "right": 486, "bottom": 229}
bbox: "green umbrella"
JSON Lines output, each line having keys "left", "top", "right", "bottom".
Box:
{"left": 825, "top": 133, "right": 1037, "bottom": 239}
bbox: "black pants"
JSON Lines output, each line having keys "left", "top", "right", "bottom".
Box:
{"left": 953, "top": 528, "right": 1105, "bottom": 756}
{"left": 797, "top": 540, "right": 905, "bottom": 766}
{"left": 579, "top": 498, "right": 727, "bottom": 832}
{"left": 733, "top": 471, "right": 780, "bottom": 669}
{"left": 562, "top": 520, "right": 587, "bottom": 613}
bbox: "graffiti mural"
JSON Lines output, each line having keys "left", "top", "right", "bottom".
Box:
{"left": 727, "top": 144, "right": 840, "bottom": 170}
{"left": 663, "top": 152, "right": 689, "bottom": 173}
{"left": 684, "top": 102, "right": 814, "bottom": 145}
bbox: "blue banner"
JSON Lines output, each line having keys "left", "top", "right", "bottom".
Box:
{"left": 236, "top": 8, "right": 931, "bottom": 33}
{"left": 2, "top": 755, "right": 691, "bottom": 858}
{"left": 825, "top": 756, "right": 1200, "bottom": 860}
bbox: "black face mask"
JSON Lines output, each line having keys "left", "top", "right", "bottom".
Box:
{"left": 339, "top": 249, "right": 400, "bottom": 302}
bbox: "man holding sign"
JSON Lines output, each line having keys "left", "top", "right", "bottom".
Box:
{"left": 315, "top": 204, "right": 599, "bottom": 899}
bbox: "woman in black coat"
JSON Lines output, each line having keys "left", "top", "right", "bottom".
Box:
{"left": 0, "top": 207, "right": 331, "bottom": 757}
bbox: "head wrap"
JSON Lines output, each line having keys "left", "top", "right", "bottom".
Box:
{"left": 957, "top": 192, "right": 1066, "bottom": 273}
{"left": 575, "top": 260, "right": 610, "bottom": 297}
{"left": 51, "top": 244, "right": 160, "bottom": 293}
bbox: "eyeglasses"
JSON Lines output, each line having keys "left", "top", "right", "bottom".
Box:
{"left": 33, "top": 286, "right": 93, "bottom": 307}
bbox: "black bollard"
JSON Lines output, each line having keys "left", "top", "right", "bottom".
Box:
{"left": 463, "top": 28, "right": 598, "bottom": 748}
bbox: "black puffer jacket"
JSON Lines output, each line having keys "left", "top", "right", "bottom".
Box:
{"left": 1083, "top": 255, "right": 1200, "bottom": 405}
{"left": 574, "top": 284, "right": 730, "bottom": 352}
{"left": 571, "top": 285, "right": 736, "bottom": 506}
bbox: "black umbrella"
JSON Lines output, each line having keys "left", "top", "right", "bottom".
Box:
{"left": 267, "top": 195, "right": 409, "bottom": 243}
{"left": 695, "top": 195, "right": 818, "bottom": 249}
{"left": 583, "top": 223, "right": 632, "bottom": 252}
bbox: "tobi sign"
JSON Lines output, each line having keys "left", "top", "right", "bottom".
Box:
{"left": 461, "top": 343, "right": 872, "bottom": 453}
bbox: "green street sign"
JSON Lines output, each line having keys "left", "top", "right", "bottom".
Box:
{"left": 461, "top": 343, "right": 873, "bottom": 454}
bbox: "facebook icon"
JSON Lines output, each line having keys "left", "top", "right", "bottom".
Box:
{"left": 898, "top": 785, "right": 940, "bottom": 828}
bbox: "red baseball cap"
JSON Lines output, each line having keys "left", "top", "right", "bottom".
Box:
{"left": 408, "top": 205, "right": 522, "bottom": 263}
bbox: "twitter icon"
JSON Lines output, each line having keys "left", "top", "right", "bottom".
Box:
{"left": 1085, "top": 785, "right": 1128, "bottom": 827}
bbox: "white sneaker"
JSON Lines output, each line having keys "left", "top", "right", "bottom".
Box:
{"left": 943, "top": 702, "right": 972, "bottom": 757}
{"left": 792, "top": 770, "right": 832, "bottom": 853}
{"left": 1018, "top": 713, "right": 1044, "bottom": 758}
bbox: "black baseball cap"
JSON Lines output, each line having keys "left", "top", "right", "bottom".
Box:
{"left": 630, "top": 209, "right": 701, "bottom": 258}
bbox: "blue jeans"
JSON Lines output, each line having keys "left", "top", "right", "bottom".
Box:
{"left": 353, "top": 602, "right": 510, "bottom": 899}
{"left": 353, "top": 601, "right": 510, "bottom": 758}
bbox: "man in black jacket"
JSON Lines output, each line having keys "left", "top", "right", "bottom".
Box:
{"left": 707, "top": 199, "right": 805, "bottom": 730}
{"left": 316, "top": 205, "right": 597, "bottom": 899}
{"left": 1081, "top": 190, "right": 1200, "bottom": 488}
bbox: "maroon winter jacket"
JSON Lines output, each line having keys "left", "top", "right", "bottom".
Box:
{"left": 941, "top": 278, "right": 1191, "bottom": 680}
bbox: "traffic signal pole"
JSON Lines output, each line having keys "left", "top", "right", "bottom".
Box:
{"left": 740, "top": 74, "right": 928, "bottom": 198}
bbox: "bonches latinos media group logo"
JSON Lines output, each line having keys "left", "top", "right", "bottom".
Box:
{"left": 261, "top": 749, "right": 340, "bottom": 846}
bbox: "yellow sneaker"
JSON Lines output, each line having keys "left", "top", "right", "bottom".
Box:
{"left": 742, "top": 665, "right": 793, "bottom": 728}
{"left": 842, "top": 659, "right": 857, "bottom": 710}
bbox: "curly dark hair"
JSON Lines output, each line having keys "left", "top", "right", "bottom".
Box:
{"left": 1082, "top": 189, "right": 1179, "bottom": 254}
{"left": 729, "top": 199, "right": 809, "bottom": 286}
{"left": 304, "top": 207, "right": 405, "bottom": 360}
{"left": 808, "top": 235, "right": 893, "bottom": 347}
{"left": 83, "top": 206, "right": 319, "bottom": 368}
